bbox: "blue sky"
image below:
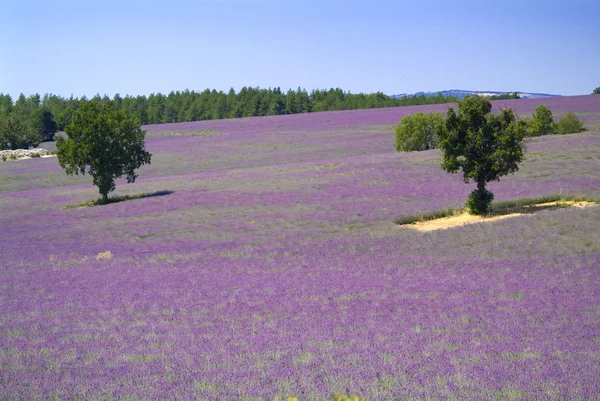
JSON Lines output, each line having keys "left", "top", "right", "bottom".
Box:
{"left": 1, "top": 0, "right": 599, "bottom": 98}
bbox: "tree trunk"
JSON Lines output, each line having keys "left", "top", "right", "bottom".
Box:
{"left": 101, "top": 191, "right": 108, "bottom": 204}
{"left": 475, "top": 180, "right": 492, "bottom": 215}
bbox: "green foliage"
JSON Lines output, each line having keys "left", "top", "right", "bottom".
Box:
{"left": 56, "top": 101, "right": 152, "bottom": 203}
{"left": 592, "top": 87, "right": 600, "bottom": 95}
{"left": 0, "top": 94, "right": 13, "bottom": 116}
{"left": 0, "top": 114, "right": 42, "bottom": 150}
{"left": 1, "top": 93, "right": 58, "bottom": 149}
{"left": 437, "top": 96, "right": 526, "bottom": 215}
{"left": 28, "top": 108, "right": 57, "bottom": 141}
{"left": 394, "top": 112, "right": 445, "bottom": 152}
{"left": 488, "top": 92, "right": 521, "bottom": 100}
{"left": 491, "top": 195, "right": 594, "bottom": 212}
{"left": 465, "top": 187, "right": 494, "bottom": 215}
{"left": 394, "top": 208, "right": 459, "bottom": 225}
{"left": 556, "top": 112, "right": 587, "bottom": 135}
{"left": 2, "top": 89, "right": 460, "bottom": 128}
{"left": 527, "top": 104, "right": 555, "bottom": 137}
{"left": 57, "top": 107, "right": 75, "bottom": 131}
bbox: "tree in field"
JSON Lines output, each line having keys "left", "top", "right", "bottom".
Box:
{"left": 437, "top": 96, "right": 527, "bottom": 215}
{"left": 527, "top": 104, "right": 555, "bottom": 137}
{"left": 394, "top": 112, "right": 445, "bottom": 152}
{"left": 0, "top": 114, "right": 42, "bottom": 150}
{"left": 592, "top": 87, "right": 600, "bottom": 95}
{"left": 556, "top": 112, "right": 587, "bottom": 135}
{"left": 56, "top": 101, "right": 152, "bottom": 203}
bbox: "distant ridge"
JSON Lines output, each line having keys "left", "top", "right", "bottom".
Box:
{"left": 392, "top": 89, "right": 561, "bottom": 100}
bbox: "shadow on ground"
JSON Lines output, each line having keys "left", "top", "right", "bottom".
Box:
{"left": 489, "top": 201, "right": 573, "bottom": 216}
{"left": 64, "top": 190, "right": 174, "bottom": 209}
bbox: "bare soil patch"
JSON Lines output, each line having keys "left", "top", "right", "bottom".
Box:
{"left": 409, "top": 201, "right": 597, "bottom": 232}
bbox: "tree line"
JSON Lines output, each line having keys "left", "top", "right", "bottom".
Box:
{"left": 0, "top": 88, "right": 469, "bottom": 149}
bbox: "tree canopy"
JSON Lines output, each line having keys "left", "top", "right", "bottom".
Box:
{"left": 56, "top": 101, "right": 152, "bottom": 203}
{"left": 528, "top": 104, "right": 555, "bottom": 137}
{"left": 29, "top": 108, "right": 57, "bottom": 142}
{"left": 394, "top": 112, "right": 445, "bottom": 152}
{"left": 438, "top": 96, "right": 526, "bottom": 215}
{"left": 556, "top": 112, "right": 587, "bottom": 135}
{"left": 0, "top": 115, "right": 42, "bottom": 150}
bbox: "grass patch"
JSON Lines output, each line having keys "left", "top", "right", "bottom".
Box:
{"left": 395, "top": 208, "right": 461, "bottom": 225}
{"left": 395, "top": 195, "right": 598, "bottom": 226}
{"left": 490, "top": 195, "right": 596, "bottom": 214}
{"left": 63, "top": 190, "right": 173, "bottom": 209}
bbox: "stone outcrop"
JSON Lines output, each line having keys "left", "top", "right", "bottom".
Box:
{"left": 0, "top": 148, "right": 53, "bottom": 160}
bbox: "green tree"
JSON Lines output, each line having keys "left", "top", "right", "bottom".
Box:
{"left": 592, "top": 87, "right": 600, "bottom": 95}
{"left": 527, "top": 104, "right": 555, "bottom": 137}
{"left": 438, "top": 96, "right": 526, "bottom": 215}
{"left": 56, "top": 107, "right": 76, "bottom": 131}
{"left": 0, "top": 93, "right": 13, "bottom": 115}
{"left": 0, "top": 114, "right": 42, "bottom": 150}
{"left": 29, "top": 108, "right": 57, "bottom": 141}
{"left": 556, "top": 112, "right": 587, "bottom": 135}
{"left": 285, "top": 89, "right": 298, "bottom": 114}
{"left": 212, "top": 92, "right": 228, "bottom": 120}
{"left": 296, "top": 87, "right": 312, "bottom": 113}
{"left": 56, "top": 101, "right": 152, "bottom": 203}
{"left": 269, "top": 87, "right": 285, "bottom": 115}
{"left": 394, "top": 112, "right": 445, "bottom": 152}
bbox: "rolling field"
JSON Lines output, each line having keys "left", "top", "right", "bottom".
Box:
{"left": 2, "top": 95, "right": 600, "bottom": 400}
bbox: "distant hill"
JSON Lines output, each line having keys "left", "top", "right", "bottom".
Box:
{"left": 392, "top": 89, "right": 561, "bottom": 100}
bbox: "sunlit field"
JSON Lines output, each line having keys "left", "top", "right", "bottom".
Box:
{"left": 2, "top": 95, "right": 600, "bottom": 400}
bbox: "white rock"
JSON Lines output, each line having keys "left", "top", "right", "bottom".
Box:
{"left": 0, "top": 148, "right": 52, "bottom": 160}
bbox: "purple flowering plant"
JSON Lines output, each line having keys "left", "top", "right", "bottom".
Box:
{"left": 1, "top": 95, "right": 600, "bottom": 399}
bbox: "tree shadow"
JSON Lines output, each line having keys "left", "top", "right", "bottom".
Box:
{"left": 135, "top": 190, "right": 174, "bottom": 200}
{"left": 64, "top": 190, "right": 174, "bottom": 209}
{"left": 488, "top": 201, "right": 572, "bottom": 217}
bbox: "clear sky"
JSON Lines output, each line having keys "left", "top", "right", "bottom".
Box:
{"left": 1, "top": 0, "right": 599, "bottom": 99}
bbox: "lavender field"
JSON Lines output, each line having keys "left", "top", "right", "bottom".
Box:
{"left": 2, "top": 95, "right": 600, "bottom": 400}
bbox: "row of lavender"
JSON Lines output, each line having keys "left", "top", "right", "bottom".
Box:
{"left": 1, "top": 96, "right": 600, "bottom": 399}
